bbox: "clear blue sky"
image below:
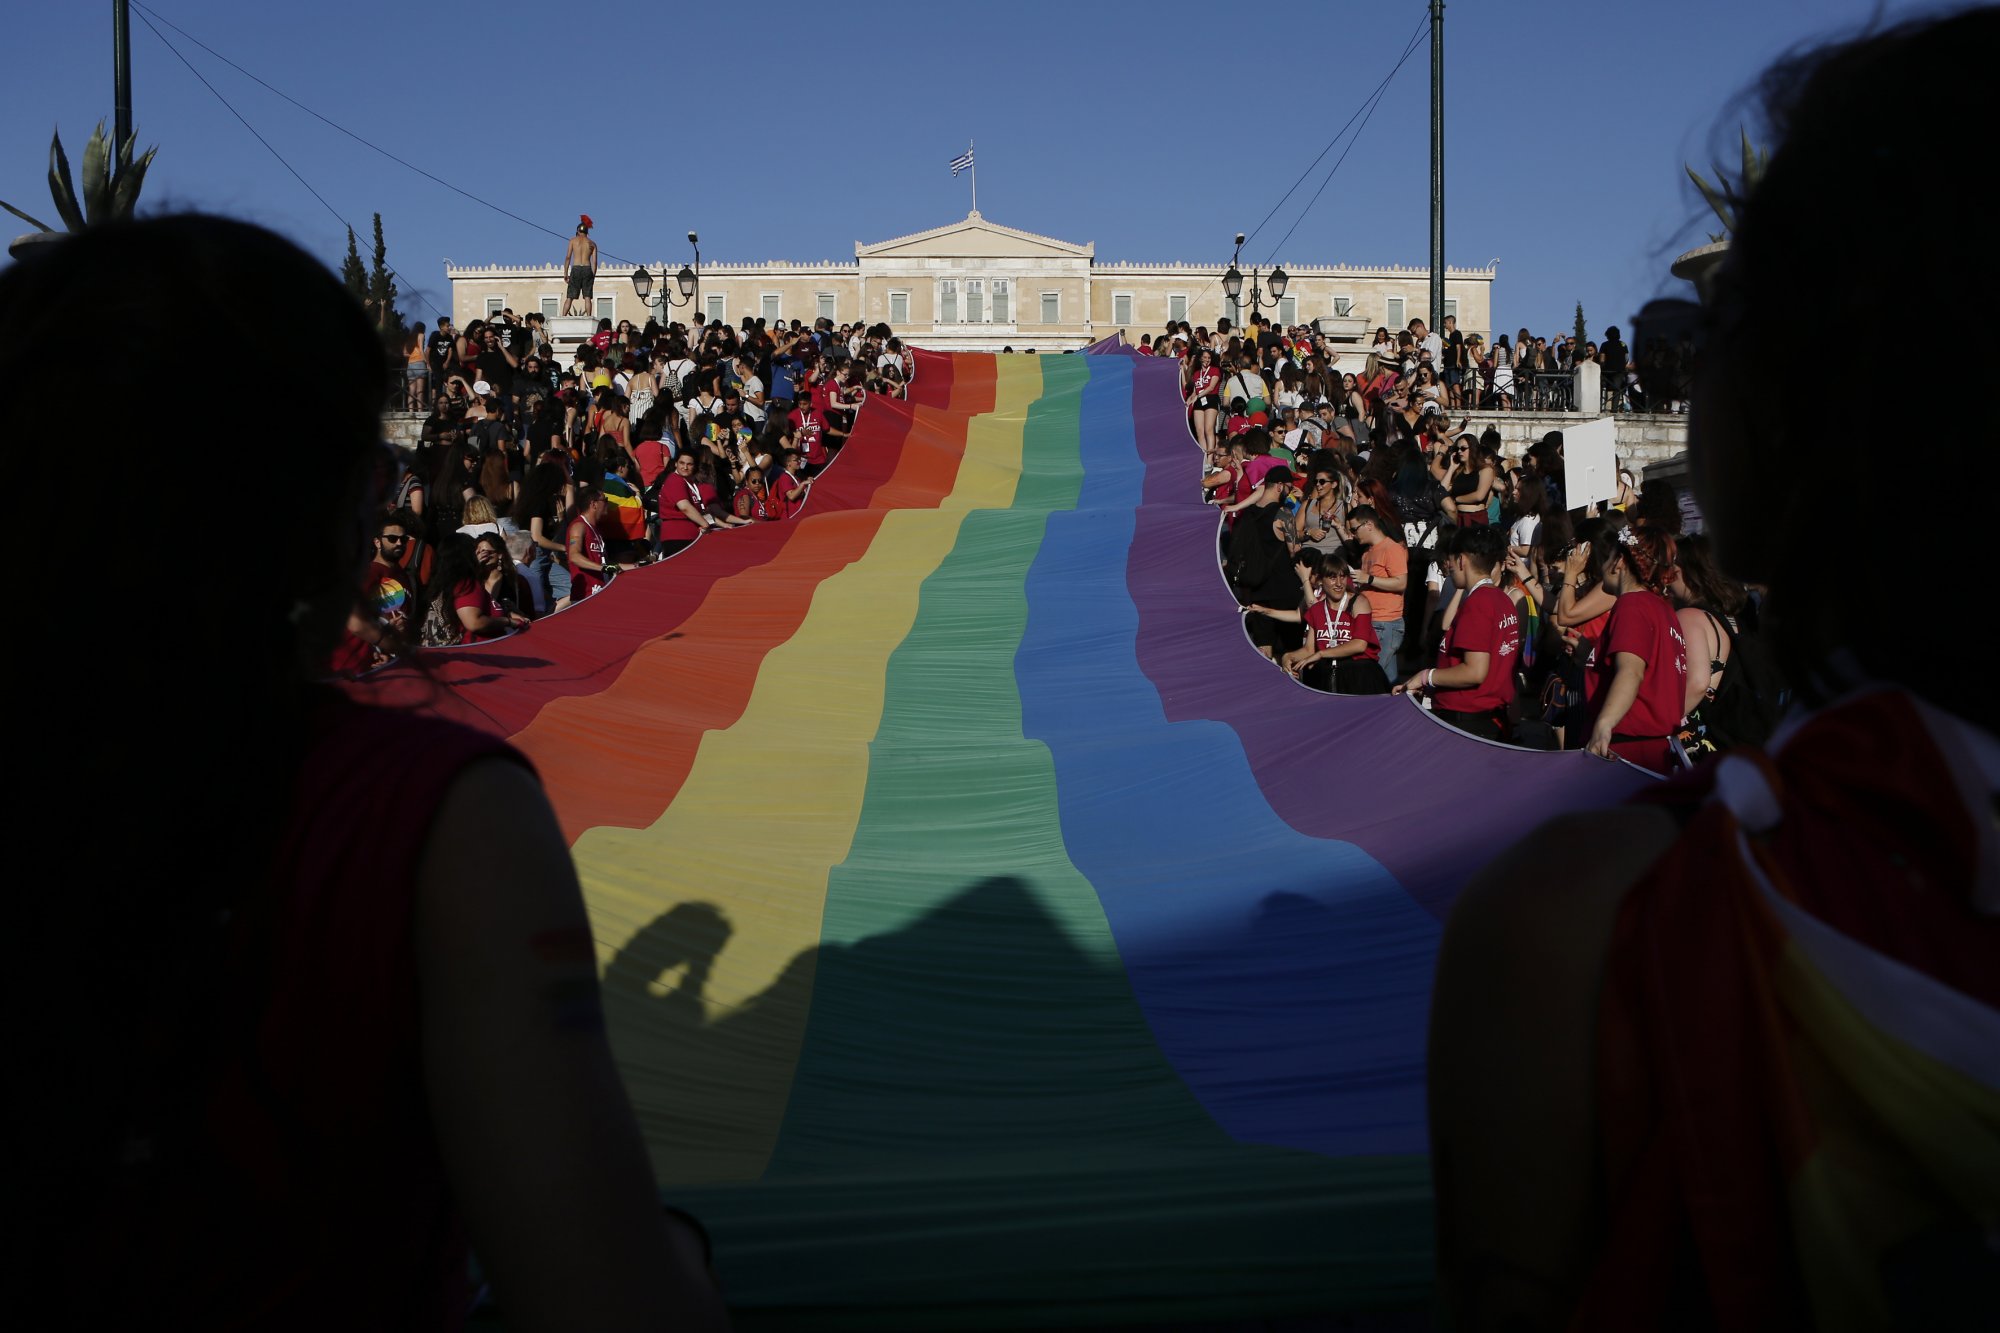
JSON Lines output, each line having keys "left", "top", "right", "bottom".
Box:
{"left": 1, "top": 0, "right": 1957, "bottom": 336}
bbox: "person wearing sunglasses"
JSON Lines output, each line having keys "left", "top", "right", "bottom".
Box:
{"left": 330, "top": 514, "right": 418, "bottom": 674}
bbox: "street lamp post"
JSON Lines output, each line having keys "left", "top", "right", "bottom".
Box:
{"left": 688, "top": 231, "right": 701, "bottom": 323}
{"left": 1222, "top": 242, "right": 1289, "bottom": 329}
{"left": 630, "top": 261, "right": 699, "bottom": 327}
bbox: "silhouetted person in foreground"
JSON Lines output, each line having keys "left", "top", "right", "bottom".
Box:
{"left": 1429, "top": 11, "right": 1998, "bottom": 1331}
{"left": 3, "top": 215, "right": 729, "bottom": 1331}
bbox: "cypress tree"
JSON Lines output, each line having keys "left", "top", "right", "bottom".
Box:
{"left": 340, "top": 226, "right": 368, "bottom": 305}
{"left": 368, "top": 212, "right": 403, "bottom": 337}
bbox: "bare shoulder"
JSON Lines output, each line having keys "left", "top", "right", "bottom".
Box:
{"left": 417, "top": 756, "right": 580, "bottom": 939}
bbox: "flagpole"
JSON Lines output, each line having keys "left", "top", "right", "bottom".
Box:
{"left": 969, "top": 140, "right": 977, "bottom": 214}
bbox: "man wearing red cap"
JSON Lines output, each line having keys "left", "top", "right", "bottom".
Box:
{"left": 562, "top": 215, "right": 597, "bottom": 316}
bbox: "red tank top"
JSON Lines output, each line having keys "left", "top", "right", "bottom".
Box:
{"left": 96, "top": 691, "right": 527, "bottom": 1328}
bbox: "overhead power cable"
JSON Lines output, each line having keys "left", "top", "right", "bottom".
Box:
{"left": 1181, "top": 11, "right": 1429, "bottom": 319}
{"left": 131, "top": 5, "right": 448, "bottom": 321}
{"left": 1260, "top": 20, "right": 1430, "bottom": 267}
{"left": 1243, "top": 11, "right": 1430, "bottom": 260}
{"left": 132, "top": 1, "right": 642, "bottom": 268}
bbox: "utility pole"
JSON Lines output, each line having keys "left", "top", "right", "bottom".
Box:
{"left": 113, "top": 0, "right": 133, "bottom": 171}
{"left": 1429, "top": 0, "right": 1445, "bottom": 333}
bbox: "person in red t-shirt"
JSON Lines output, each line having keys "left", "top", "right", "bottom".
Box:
{"left": 655, "top": 451, "right": 730, "bottom": 557}
{"left": 1396, "top": 525, "right": 1520, "bottom": 739}
{"left": 1581, "top": 525, "right": 1689, "bottom": 773}
{"left": 452, "top": 537, "right": 528, "bottom": 643}
{"left": 1254, "top": 551, "right": 1391, "bottom": 695}
{"left": 565, "top": 486, "right": 637, "bottom": 598}
{"left": 633, "top": 433, "right": 674, "bottom": 492}
{"left": 767, "top": 448, "right": 811, "bottom": 520}
{"left": 791, "top": 395, "right": 828, "bottom": 472}
{"left": 330, "top": 514, "right": 419, "bottom": 674}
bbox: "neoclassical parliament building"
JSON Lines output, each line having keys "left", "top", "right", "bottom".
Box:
{"left": 447, "top": 211, "right": 1494, "bottom": 357}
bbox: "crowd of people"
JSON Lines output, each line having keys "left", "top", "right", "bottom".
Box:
{"left": 1182, "top": 310, "right": 1779, "bottom": 775}
{"left": 1155, "top": 310, "right": 1685, "bottom": 424}
{"left": 339, "top": 313, "right": 914, "bottom": 671}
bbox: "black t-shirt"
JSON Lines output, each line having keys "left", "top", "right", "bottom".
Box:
{"left": 1232, "top": 501, "right": 1299, "bottom": 604}
{"left": 1445, "top": 330, "right": 1466, "bottom": 370}
{"left": 476, "top": 348, "right": 512, "bottom": 387}
{"left": 1602, "top": 339, "right": 1628, "bottom": 374}
{"left": 427, "top": 330, "right": 454, "bottom": 373}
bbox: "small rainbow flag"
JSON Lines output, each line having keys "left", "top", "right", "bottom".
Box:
{"left": 600, "top": 473, "right": 646, "bottom": 541}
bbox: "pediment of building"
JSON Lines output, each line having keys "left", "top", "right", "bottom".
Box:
{"left": 856, "top": 211, "right": 1093, "bottom": 260}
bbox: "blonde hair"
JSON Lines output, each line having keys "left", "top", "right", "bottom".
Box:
{"left": 462, "top": 495, "right": 497, "bottom": 525}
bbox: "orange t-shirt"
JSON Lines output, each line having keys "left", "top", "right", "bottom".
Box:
{"left": 1364, "top": 539, "right": 1407, "bottom": 623}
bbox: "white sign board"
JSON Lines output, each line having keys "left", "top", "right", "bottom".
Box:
{"left": 1564, "top": 417, "right": 1620, "bottom": 510}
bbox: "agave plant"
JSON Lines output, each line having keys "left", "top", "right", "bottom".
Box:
{"left": 1686, "top": 129, "right": 1768, "bottom": 243}
{"left": 3, "top": 121, "right": 158, "bottom": 237}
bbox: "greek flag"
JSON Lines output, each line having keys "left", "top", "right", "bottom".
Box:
{"left": 949, "top": 148, "right": 975, "bottom": 176}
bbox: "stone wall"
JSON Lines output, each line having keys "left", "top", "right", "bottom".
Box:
{"left": 1465, "top": 410, "right": 1687, "bottom": 469}
{"left": 385, "top": 413, "right": 425, "bottom": 449}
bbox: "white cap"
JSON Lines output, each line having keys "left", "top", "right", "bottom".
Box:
{"left": 472, "top": 379, "right": 493, "bottom": 396}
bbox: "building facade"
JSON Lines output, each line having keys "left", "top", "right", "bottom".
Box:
{"left": 446, "top": 211, "right": 1495, "bottom": 359}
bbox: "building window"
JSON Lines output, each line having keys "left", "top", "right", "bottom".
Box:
{"left": 889, "top": 290, "right": 909, "bottom": 325}
{"left": 817, "top": 292, "right": 837, "bottom": 323}
{"left": 940, "top": 279, "right": 958, "bottom": 323}
{"left": 1385, "top": 296, "right": 1405, "bottom": 330}
{"left": 1333, "top": 296, "right": 1353, "bottom": 317}
{"left": 966, "top": 279, "right": 984, "bottom": 323}
{"left": 1226, "top": 296, "right": 1243, "bottom": 329}
{"left": 485, "top": 297, "right": 504, "bottom": 318}
{"left": 1443, "top": 297, "right": 1459, "bottom": 323}
{"left": 539, "top": 296, "right": 560, "bottom": 319}
{"left": 705, "top": 293, "right": 726, "bottom": 324}
{"left": 1112, "top": 292, "right": 1134, "bottom": 326}
{"left": 759, "top": 293, "right": 782, "bottom": 323}
{"left": 991, "top": 279, "right": 1009, "bottom": 323}
{"left": 1040, "top": 291, "right": 1059, "bottom": 324}
{"left": 1168, "top": 294, "right": 1188, "bottom": 324}
{"left": 594, "top": 295, "right": 615, "bottom": 323}
{"left": 1278, "top": 295, "right": 1298, "bottom": 326}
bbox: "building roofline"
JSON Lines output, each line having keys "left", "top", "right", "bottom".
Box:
{"left": 855, "top": 210, "right": 1093, "bottom": 258}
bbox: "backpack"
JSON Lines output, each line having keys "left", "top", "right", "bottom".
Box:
{"left": 1679, "top": 608, "right": 1786, "bottom": 756}
{"left": 418, "top": 594, "right": 460, "bottom": 649}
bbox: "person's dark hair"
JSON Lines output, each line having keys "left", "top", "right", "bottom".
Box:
{"left": 1514, "top": 472, "right": 1547, "bottom": 520}
{"left": 511, "top": 460, "right": 567, "bottom": 528}
{"left": 472, "top": 530, "right": 511, "bottom": 565}
{"left": 1570, "top": 513, "right": 1631, "bottom": 591}
{"left": 1457, "top": 524, "right": 1507, "bottom": 571}
{"left": 1632, "top": 474, "right": 1680, "bottom": 532}
{"left": 1674, "top": 533, "right": 1748, "bottom": 618}
{"left": 1700, "top": 13, "right": 1999, "bottom": 721}
{"left": 1614, "top": 522, "right": 1679, "bottom": 593}
{"left": 2, "top": 215, "right": 385, "bottom": 1312}
{"left": 418, "top": 533, "right": 481, "bottom": 619}
{"left": 1536, "top": 506, "right": 1575, "bottom": 567}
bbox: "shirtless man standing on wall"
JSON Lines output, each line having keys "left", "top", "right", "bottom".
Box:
{"left": 562, "top": 215, "right": 598, "bottom": 316}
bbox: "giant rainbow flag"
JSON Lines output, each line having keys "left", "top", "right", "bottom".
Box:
{"left": 354, "top": 347, "right": 1647, "bottom": 1326}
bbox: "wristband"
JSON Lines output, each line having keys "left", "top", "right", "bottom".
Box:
{"left": 1425, "top": 669, "right": 1436, "bottom": 690}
